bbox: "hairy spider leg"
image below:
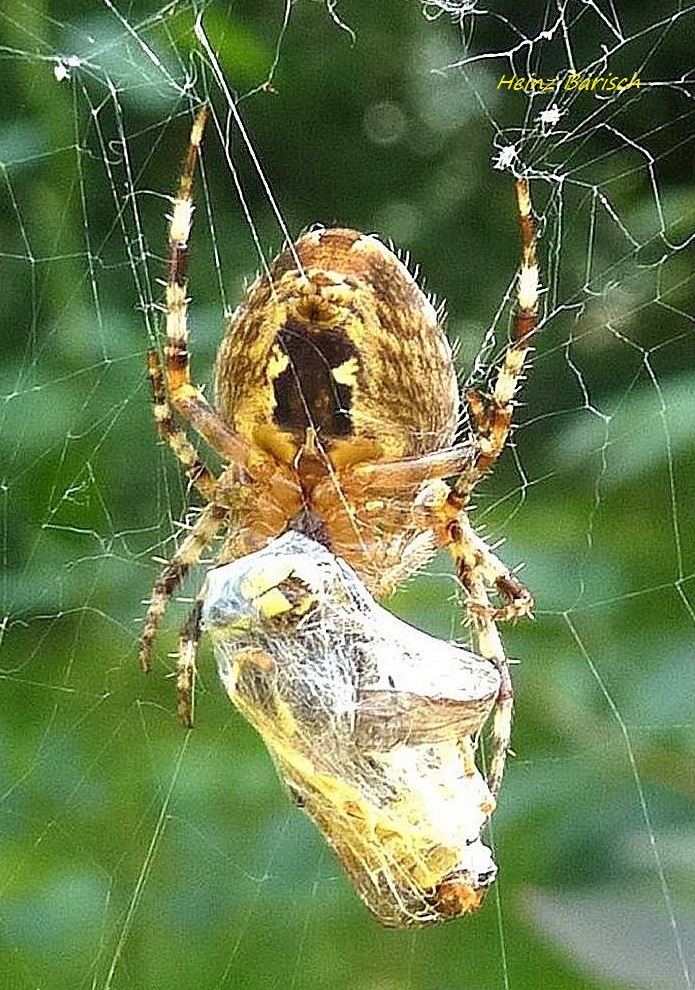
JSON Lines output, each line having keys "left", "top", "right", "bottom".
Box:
{"left": 139, "top": 502, "right": 228, "bottom": 675}
{"left": 140, "top": 107, "right": 254, "bottom": 677}
{"left": 146, "top": 347, "right": 218, "bottom": 501}
{"left": 445, "top": 177, "right": 539, "bottom": 795}
{"left": 162, "top": 107, "right": 254, "bottom": 469}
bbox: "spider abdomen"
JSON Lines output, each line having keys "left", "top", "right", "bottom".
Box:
{"left": 214, "top": 228, "right": 459, "bottom": 472}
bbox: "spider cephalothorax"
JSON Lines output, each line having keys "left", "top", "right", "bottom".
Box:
{"left": 140, "top": 106, "right": 538, "bottom": 802}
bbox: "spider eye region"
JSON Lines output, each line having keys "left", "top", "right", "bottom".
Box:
{"left": 271, "top": 320, "right": 359, "bottom": 438}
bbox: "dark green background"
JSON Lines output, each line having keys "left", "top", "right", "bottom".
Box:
{"left": 1, "top": 1, "right": 694, "bottom": 988}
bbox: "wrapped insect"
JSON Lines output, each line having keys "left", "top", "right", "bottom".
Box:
{"left": 202, "top": 531, "right": 501, "bottom": 927}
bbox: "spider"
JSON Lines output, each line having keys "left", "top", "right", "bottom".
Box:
{"left": 139, "top": 106, "right": 538, "bottom": 799}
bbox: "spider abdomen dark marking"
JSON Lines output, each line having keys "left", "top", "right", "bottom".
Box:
{"left": 272, "top": 321, "right": 358, "bottom": 438}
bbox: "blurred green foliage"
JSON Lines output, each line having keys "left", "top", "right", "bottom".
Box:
{"left": 1, "top": 1, "right": 694, "bottom": 988}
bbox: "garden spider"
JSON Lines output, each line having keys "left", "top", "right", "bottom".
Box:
{"left": 140, "top": 106, "right": 538, "bottom": 799}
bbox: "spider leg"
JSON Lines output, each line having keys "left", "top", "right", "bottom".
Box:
{"left": 147, "top": 347, "right": 218, "bottom": 501}
{"left": 176, "top": 599, "right": 204, "bottom": 728}
{"left": 445, "top": 511, "right": 527, "bottom": 797}
{"left": 140, "top": 109, "right": 251, "bottom": 700}
{"left": 162, "top": 106, "right": 255, "bottom": 470}
{"left": 350, "top": 442, "right": 476, "bottom": 490}
{"left": 139, "top": 501, "right": 228, "bottom": 675}
{"left": 452, "top": 179, "right": 539, "bottom": 502}
{"left": 426, "top": 180, "right": 539, "bottom": 796}
{"left": 450, "top": 517, "right": 533, "bottom": 622}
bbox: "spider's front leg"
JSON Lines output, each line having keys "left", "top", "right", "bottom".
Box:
{"left": 141, "top": 107, "right": 264, "bottom": 719}
{"left": 452, "top": 180, "right": 539, "bottom": 501}
{"left": 162, "top": 106, "right": 256, "bottom": 473}
{"left": 416, "top": 179, "right": 539, "bottom": 794}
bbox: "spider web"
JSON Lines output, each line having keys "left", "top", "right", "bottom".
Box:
{"left": 1, "top": 1, "right": 694, "bottom": 988}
